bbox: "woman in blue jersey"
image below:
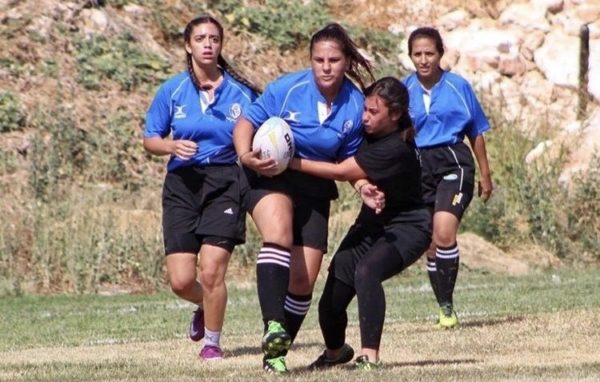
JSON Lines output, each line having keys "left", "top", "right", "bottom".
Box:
{"left": 403, "top": 27, "right": 493, "bottom": 328}
{"left": 143, "top": 15, "right": 259, "bottom": 361}
{"left": 233, "top": 23, "right": 375, "bottom": 374}
{"left": 290, "top": 77, "right": 431, "bottom": 370}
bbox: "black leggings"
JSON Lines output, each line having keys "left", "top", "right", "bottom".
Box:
{"left": 318, "top": 241, "right": 405, "bottom": 350}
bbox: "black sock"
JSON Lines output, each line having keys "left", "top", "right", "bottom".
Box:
{"left": 426, "top": 259, "right": 442, "bottom": 305}
{"left": 435, "top": 243, "right": 459, "bottom": 308}
{"left": 284, "top": 292, "right": 312, "bottom": 343}
{"left": 256, "top": 242, "right": 290, "bottom": 330}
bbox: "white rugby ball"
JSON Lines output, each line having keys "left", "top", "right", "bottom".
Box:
{"left": 252, "top": 117, "right": 295, "bottom": 175}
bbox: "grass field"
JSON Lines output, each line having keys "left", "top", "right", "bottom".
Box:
{"left": 1, "top": 267, "right": 599, "bottom": 381}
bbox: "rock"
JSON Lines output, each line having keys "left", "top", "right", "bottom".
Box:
{"left": 445, "top": 26, "right": 522, "bottom": 72}
{"left": 520, "top": 30, "right": 546, "bottom": 61}
{"left": 500, "top": 2, "right": 551, "bottom": 32}
{"left": 532, "top": 0, "right": 564, "bottom": 13}
{"left": 498, "top": 53, "right": 527, "bottom": 77}
{"left": 559, "top": 110, "right": 600, "bottom": 184}
{"left": 438, "top": 9, "right": 471, "bottom": 31}
{"left": 525, "top": 140, "right": 553, "bottom": 164}
{"left": 534, "top": 30, "right": 579, "bottom": 88}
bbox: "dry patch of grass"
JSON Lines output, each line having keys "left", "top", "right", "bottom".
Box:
{"left": 2, "top": 310, "right": 598, "bottom": 381}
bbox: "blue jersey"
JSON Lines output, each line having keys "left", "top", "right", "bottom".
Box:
{"left": 403, "top": 71, "right": 490, "bottom": 148}
{"left": 244, "top": 69, "right": 364, "bottom": 162}
{"left": 145, "top": 71, "right": 257, "bottom": 171}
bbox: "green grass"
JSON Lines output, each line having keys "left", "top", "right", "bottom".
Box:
{"left": 1, "top": 268, "right": 599, "bottom": 381}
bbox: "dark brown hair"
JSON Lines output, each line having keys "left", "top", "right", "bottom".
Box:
{"left": 364, "top": 77, "right": 415, "bottom": 142}
{"left": 310, "top": 23, "right": 375, "bottom": 91}
{"left": 407, "top": 26, "right": 445, "bottom": 56}
{"left": 183, "top": 15, "right": 261, "bottom": 94}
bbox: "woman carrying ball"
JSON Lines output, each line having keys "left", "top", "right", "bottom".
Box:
{"left": 233, "top": 23, "right": 375, "bottom": 374}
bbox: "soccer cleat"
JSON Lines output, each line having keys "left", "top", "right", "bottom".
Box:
{"left": 354, "top": 355, "right": 381, "bottom": 371}
{"left": 308, "top": 343, "right": 354, "bottom": 370}
{"left": 261, "top": 320, "right": 291, "bottom": 357}
{"left": 263, "top": 355, "right": 288, "bottom": 374}
{"left": 188, "top": 307, "right": 205, "bottom": 341}
{"left": 199, "top": 345, "right": 224, "bottom": 361}
{"left": 437, "top": 305, "right": 459, "bottom": 329}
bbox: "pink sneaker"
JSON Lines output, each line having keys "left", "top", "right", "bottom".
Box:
{"left": 200, "top": 345, "right": 224, "bottom": 361}
{"left": 188, "top": 307, "right": 204, "bottom": 342}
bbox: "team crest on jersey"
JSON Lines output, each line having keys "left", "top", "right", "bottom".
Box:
{"left": 174, "top": 105, "right": 187, "bottom": 119}
{"left": 228, "top": 103, "right": 242, "bottom": 122}
{"left": 342, "top": 120, "right": 353, "bottom": 133}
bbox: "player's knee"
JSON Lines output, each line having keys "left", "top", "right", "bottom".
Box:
{"left": 169, "top": 277, "right": 195, "bottom": 297}
{"left": 199, "top": 267, "right": 225, "bottom": 292}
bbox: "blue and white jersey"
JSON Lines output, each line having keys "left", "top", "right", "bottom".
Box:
{"left": 244, "top": 69, "right": 364, "bottom": 162}
{"left": 145, "top": 71, "right": 257, "bottom": 172}
{"left": 403, "top": 71, "right": 490, "bottom": 148}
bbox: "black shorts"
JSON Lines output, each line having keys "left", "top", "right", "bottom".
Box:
{"left": 420, "top": 142, "right": 475, "bottom": 221}
{"left": 162, "top": 165, "right": 246, "bottom": 255}
{"left": 331, "top": 207, "right": 432, "bottom": 286}
{"left": 243, "top": 170, "right": 332, "bottom": 253}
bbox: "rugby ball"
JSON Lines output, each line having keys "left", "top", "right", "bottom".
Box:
{"left": 252, "top": 117, "right": 295, "bottom": 175}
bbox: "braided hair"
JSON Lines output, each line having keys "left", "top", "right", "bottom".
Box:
{"left": 183, "top": 15, "right": 262, "bottom": 94}
{"left": 364, "top": 77, "right": 415, "bottom": 143}
{"left": 310, "top": 23, "right": 375, "bottom": 91}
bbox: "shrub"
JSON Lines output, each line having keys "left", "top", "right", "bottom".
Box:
{"left": 75, "top": 33, "right": 170, "bottom": 91}
{"left": 0, "top": 91, "right": 26, "bottom": 133}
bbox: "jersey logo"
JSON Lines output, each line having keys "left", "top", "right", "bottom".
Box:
{"left": 174, "top": 105, "right": 187, "bottom": 119}
{"left": 283, "top": 111, "right": 300, "bottom": 123}
{"left": 452, "top": 192, "right": 463, "bottom": 206}
{"left": 342, "top": 120, "right": 353, "bottom": 133}
{"left": 227, "top": 103, "right": 242, "bottom": 122}
{"left": 223, "top": 207, "right": 234, "bottom": 215}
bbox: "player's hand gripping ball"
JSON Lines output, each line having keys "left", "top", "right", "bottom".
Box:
{"left": 252, "top": 117, "right": 295, "bottom": 175}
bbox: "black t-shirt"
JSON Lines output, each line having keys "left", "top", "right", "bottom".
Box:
{"left": 355, "top": 130, "right": 423, "bottom": 213}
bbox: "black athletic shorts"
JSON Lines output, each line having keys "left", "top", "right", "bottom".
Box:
{"left": 162, "top": 164, "right": 246, "bottom": 255}
{"left": 331, "top": 206, "right": 432, "bottom": 286}
{"left": 420, "top": 142, "right": 475, "bottom": 221}
{"left": 243, "top": 169, "right": 332, "bottom": 253}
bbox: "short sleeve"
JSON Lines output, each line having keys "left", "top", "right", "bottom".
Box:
{"left": 243, "top": 81, "right": 279, "bottom": 128}
{"left": 144, "top": 83, "right": 171, "bottom": 138}
{"left": 354, "top": 138, "right": 402, "bottom": 181}
{"left": 464, "top": 83, "right": 490, "bottom": 138}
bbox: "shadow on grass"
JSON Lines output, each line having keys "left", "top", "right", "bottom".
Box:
{"left": 228, "top": 341, "right": 324, "bottom": 357}
{"left": 286, "top": 358, "right": 480, "bottom": 375}
{"left": 386, "top": 358, "right": 479, "bottom": 368}
{"left": 462, "top": 315, "right": 525, "bottom": 328}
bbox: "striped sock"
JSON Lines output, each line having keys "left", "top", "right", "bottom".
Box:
{"left": 284, "top": 292, "right": 312, "bottom": 343}
{"left": 256, "top": 243, "right": 291, "bottom": 327}
{"left": 435, "top": 243, "right": 460, "bottom": 308}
